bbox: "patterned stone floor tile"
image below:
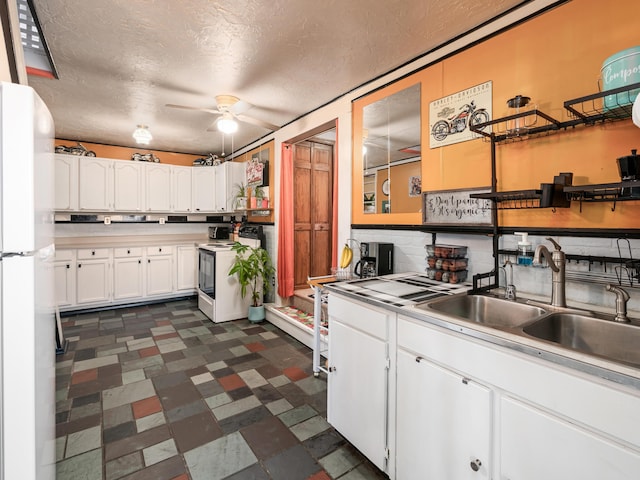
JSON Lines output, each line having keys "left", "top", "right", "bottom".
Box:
{"left": 57, "top": 299, "right": 385, "bottom": 480}
{"left": 184, "top": 431, "right": 257, "bottom": 480}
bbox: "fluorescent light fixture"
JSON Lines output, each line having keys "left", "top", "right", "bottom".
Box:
{"left": 217, "top": 113, "right": 238, "bottom": 134}
{"left": 132, "top": 124, "right": 152, "bottom": 145}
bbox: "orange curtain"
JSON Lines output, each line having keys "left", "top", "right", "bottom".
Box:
{"left": 332, "top": 121, "right": 339, "bottom": 268}
{"left": 277, "top": 143, "right": 295, "bottom": 298}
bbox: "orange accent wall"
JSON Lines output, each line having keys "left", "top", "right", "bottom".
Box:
{"left": 55, "top": 139, "right": 203, "bottom": 166}
{"left": 353, "top": 0, "right": 640, "bottom": 229}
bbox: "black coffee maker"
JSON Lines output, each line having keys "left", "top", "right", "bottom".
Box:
{"left": 354, "top": 242, "right": 394, "bottom": 278}
{"left": 617, "top": 149, "right": 640, "bottom": 198}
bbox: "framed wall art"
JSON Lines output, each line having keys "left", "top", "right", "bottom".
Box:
{"left": 422, "top": 187, "right": 493, "bottom": 226}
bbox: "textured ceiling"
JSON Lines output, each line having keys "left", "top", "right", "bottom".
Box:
{"left": 28, "top": 0, "right": 525, "bottom": 155}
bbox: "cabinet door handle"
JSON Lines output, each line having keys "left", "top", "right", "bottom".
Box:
{"left": 415, "top": 356, "right": 423, "bottom": 363}
{"left": 66, "top": 264, "right": 70, "bottom": 269}
{"left": 148, "top": 259, "right": 151, "bottom": 263}
{"left": 470, "top": 459, "right": 482, "bottom": 472}
{"left": 78, "top": 264, "right": 82, "bottom": 268}
{"left": 127, "top": 249, "right": 130, "bottom": 254}
{"left": 92, "top": 250, "right": 95, "bottom": 256}
{"left": 138, "top": 260, "right": 141, "bottom": 264}
{"left": 328, "top": 366, "right": 337, "bottom": 372}
{"left": 159, "top": 248, "right": 162, "bottom": 252}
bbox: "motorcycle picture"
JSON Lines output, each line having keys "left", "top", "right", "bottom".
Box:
{"left": 431, "top": 100, "right": 490, "bottom": 141}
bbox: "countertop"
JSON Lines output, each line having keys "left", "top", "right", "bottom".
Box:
{"left": 325, "top": 272, "right": 640, "bottom": 390}
{"left": 55, "top": 234, "right": 210, "bottom": 249}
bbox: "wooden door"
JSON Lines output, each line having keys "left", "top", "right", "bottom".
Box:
{"left": 293, "top": 141, "right": 333, "bottom": 290}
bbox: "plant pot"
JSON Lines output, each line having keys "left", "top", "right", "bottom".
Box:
{"left": 261, "top": 198, "right": 269, "bottom": 208}
{"left": 235, "top": 196, "right": 247, "bottom": 210}
{"left": 250, "top": 197, "right": 257, "bottom": 209}
{"left": 248, "top": 305, "right": 265, "bottom": 323}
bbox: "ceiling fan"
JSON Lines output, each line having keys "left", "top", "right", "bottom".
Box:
{"left": 166, "top": 94, "right": 279, "bottom": 132}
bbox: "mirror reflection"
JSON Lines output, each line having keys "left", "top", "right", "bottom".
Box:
{"left": 362, "top": 83, "right": 421, "bottom": 214}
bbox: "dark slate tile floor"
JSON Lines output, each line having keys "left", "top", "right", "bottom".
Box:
{"left": 55, "top": 299, "right": 388, "bottom": 480}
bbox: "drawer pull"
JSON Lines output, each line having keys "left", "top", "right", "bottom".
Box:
{"left": 127, "top": 249, "right": 130, "bottom": 254}
{"left": 138, "top": 260, "right": 141, "bottom": 264}
{"left": 78, "top": 264, "right": 82, "bottom": 268}
{"left": 66, "top": 264, "right": 70, "bottom": 269}
{"left": 415, "top": 356, "right": 423, "bottom": 363}
{"left": 159, "top": 248, "right": 162, "bottom": 252}
{"left": 91, "top": 250, "right": 95, "bottom": 256}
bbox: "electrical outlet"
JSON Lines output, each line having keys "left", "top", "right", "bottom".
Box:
{"left": 104, "top": 216, "right": 111, "bottom": 225}
{"left": 159, "top": 218, "right": 165, "bottom": 225}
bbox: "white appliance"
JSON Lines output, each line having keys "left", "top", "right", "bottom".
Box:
{"left": 0, "top": 82, "right": 56, "bottom": 480}
{"left": 197, "top": 226, "right": 262, "bottom": 322}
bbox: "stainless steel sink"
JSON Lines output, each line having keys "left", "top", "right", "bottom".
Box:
{"left": 416, "top": 294, "right": 548, "bottom": 328}
{"left": 523, "top": 313, "right": 640, "bottom": 367}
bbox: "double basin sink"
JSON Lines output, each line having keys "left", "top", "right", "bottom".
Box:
{"left": 413, "top": 294, "right": 640, "bottom": 369}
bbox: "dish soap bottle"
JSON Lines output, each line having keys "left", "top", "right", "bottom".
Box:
{"left": 514, "top": 232, "right": 533, "bottom": 266}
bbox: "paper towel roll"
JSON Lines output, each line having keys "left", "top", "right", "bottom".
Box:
{"left": 634, "top": 94, "right": 640, "bottom": 127}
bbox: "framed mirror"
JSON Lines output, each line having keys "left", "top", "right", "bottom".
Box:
{"left": 361, "top": 83, "right": 421, "bottom": 214}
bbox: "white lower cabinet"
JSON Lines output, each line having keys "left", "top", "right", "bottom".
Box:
{"left": 327, "top": 295, "right": 393, "bottom": 474}
{"left": 396, "top": 348, "right": 491, "bottom": 480}
{"left": 75, "top": 248, "right": 111, "bottom": 304}
{"left": 176, "top": 245, "right": 197, "bottom": 291}
{"left": 500, "top": 396, "right": 640, "bottom": 480}
{"left": 113, "top": 248, "right": 144, "bottom": 300}
{"left": 145, "top": 246, "right": 174, "bottom": 296}
{"left": 56, "top": 243, "right": 196, "bottom": 311}
{"left": 327, "top": 293, "right": 640, "bottom": 480}
{"left": 395, "top": 312, "right": 640, "bottom": 480}
{"left": 53, "top": 249, "right": 76, "bottom": 307}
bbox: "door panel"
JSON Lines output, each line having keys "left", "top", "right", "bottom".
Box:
{"left": 293, "top": 140, "right": 333, "bottom": 290}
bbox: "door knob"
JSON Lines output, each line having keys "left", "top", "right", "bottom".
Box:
{"left": 470, "top": 459, "right": 482, "bottom": 472}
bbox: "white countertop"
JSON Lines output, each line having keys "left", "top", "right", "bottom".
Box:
{"left": 55, "top": 234, "right": 210, "bottom": 249}
{"left": 326, "top": 272, "right": 640, "bottom": 389}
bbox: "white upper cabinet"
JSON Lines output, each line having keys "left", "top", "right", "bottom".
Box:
{"left": 214, "top": 161, "right": 246, "bottom": 212}
{"left": 192, "top": 167, "right": 216, "bottom": 212}
{"left": 114, "top": 161, "right": 145, "bottom": 211}
{"left": 54, "top": 154, "right": 78, "bottom": 211}
{"left": 171, "top": 165, "right": 192, "bottom": 213}
{"left": 78, "top": 157, "right": 114, "bottom": 211}
{"left": 146, "top": 163, "right": 172, "bottom": 212}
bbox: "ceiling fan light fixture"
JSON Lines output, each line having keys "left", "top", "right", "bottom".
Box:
{"left": 217, "top": 113, "right": 238, "bottom": 134}
{"left": 132, "top": 124, "right": 152, "bottom": 145}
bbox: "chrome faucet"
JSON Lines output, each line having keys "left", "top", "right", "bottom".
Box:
{"left": 533, "top": 238, "right": 566, "bottom": 308}
{"left": 605, "top": 284, "right": 630, "bottom": 323}
{"left": 501, "top": 260, "right": 517, "bottom": 300}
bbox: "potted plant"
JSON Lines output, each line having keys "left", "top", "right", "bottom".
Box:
{"left": 229, "top": 242, "right": 275, "bottom": 322}
{"left": 234, "top": 182, "right": 247, "bottom": 210}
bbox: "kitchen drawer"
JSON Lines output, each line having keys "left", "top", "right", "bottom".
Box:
{"left": 146, "top": 245, "right": 173, "bottom": 256}
{"left": 328, "top": 293, "right": 389, "bottom": 340}
{"left": 114, "top": 247, "right": 143, "bottom": 258}
{"left": 77, "top": 248, "right": 111, "bottom": 260}
{"left": 54, "top": 249, "right": 75, "bottom": 262}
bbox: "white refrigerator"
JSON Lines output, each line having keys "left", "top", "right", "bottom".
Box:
{"left": 0, "top": 82, "right": 56, "bottom": 480}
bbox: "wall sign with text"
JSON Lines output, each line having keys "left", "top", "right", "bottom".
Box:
{"left": 422, "top": 187, "right": 493, "bottom": 225}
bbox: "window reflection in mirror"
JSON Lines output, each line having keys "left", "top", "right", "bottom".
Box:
{"left": 362, "top": 83, "right": 421, "bottom": 214}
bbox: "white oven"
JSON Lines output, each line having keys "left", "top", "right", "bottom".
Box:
{"left": 197, "top": 226, "right": 263, "bottom": 322}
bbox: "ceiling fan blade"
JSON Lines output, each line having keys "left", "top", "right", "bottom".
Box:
{"left": 236, "top": 114, "right": 279, "bottom": 131}
{"left": 229, "top": 100, "right": 252, "bottom": 116}
{"left": 165, "top": 104, "right": 220, "bottom": 115}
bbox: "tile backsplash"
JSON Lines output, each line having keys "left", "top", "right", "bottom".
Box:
{"left": 350, "top": 229, "right": 640, "bottom": 314}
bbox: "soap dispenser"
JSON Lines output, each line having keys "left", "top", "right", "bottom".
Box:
{"left": 514, "top": 232, "right": 533, "bottom": 266}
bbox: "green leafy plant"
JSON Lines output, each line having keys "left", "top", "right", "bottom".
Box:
{"left": 229, "top": 242, "right": 275, "bottom": 307}
{"left": 254, "top": 186, "right": 264, "bottom": 200}
{"left": 233, "top": 182, "right": 247, "bottom": 209}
